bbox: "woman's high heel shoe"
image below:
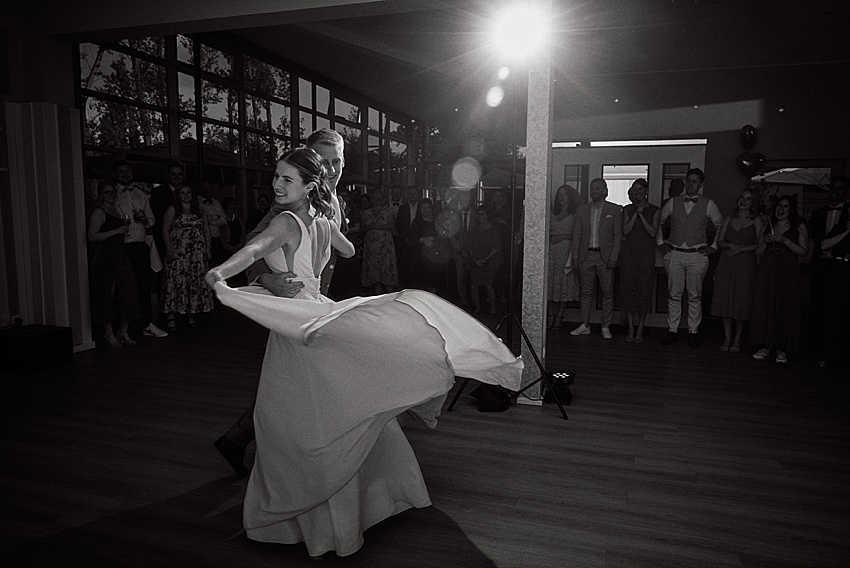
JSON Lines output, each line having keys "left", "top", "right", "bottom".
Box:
{"left": 552, "top": 316, "right": 562, "bottom": 331}
{"left": 104, "top": 334, "right": 122, "bottom": 348}
{"left": 119, "top": 332, "right": 137, "bottom": 346}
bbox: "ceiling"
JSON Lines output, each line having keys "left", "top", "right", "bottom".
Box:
{"left": 228, "top": 0, "right": 850, "bottom": 133}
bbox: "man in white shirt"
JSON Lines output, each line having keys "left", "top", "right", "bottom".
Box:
{"left": 113, "top": 160, "right": 168, "bottom": 338}
{"left": 656, "top": 168, "right": 723, "bottom": 347}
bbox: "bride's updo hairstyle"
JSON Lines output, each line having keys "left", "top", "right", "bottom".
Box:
{"left": 277, "top": 148, "right": 335, "bottom": 220}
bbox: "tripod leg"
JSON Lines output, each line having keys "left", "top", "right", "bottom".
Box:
{"left": 447, "top": 377, "right": 472, "bottom": 412}
{"left": 511, "top": 315, "right": 569, "bottom": 420}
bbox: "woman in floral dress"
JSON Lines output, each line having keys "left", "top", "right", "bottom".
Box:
{"left": 162, "top": 185, "right": 214, "bottom": 328}
{"left": 360, "top": 189, "right": 399, "bottom": 294}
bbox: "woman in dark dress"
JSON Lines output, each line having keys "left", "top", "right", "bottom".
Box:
{"left": 710, "top": 189, "right": 762, "bottom": 353}
{"left": 467, "top": 206, "right": 502, "bottom": 314}
{"left": 411, "top": 198, "right": 451, "bottom": 293}
{"left": 750, "top": 195, "right": 809, "bottom": 364}
{"left": 619, "top": 179, "right": 659, "bottom": 343}
{"left": 87, "top": 181, "right": 141, "bottom": 347}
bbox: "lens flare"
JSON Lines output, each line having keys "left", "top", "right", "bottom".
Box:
{"left": 486, "top": 86, "right": 505, "bottom": 107}
{"left": 451, "top": 157, "right": 482, "bottom": 188}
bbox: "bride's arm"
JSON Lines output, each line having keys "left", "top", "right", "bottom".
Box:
{"left": 330, "top": 219, "right": 355, "bottom": 258}
{"left": 206, "top": 214, "right": 294, "bottom": 285}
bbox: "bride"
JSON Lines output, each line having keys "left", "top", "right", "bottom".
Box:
{"left": 206, "top": 148, "right": 522, "bottom": 557}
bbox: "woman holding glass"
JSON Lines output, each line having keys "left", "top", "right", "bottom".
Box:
{"left": 87, "top": 181, "right": 141, "bottom": 347}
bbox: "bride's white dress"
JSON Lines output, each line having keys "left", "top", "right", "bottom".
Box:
{"left": 214, "top": 210, "right": 522, "bottom": 557}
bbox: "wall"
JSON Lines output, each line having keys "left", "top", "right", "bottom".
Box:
{"left": 553, "top": 63, "right": 850, "bottom": 218}
{"left": 551, "top": 144, "right": 707, "bottom": 206}
{"left": 2, "top": 4, "right": 90, "bottom": 346}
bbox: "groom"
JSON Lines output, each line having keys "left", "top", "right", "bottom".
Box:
{"left": 214, "top": 129, "right": 349, "bottom": 477}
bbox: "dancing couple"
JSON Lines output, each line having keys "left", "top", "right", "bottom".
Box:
{"left": 206, "top": 145, "right": 522, "bottom": 557}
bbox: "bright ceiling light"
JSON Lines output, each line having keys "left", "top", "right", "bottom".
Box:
{"left": 491, "top": 3, "right": 551, "bottom": 60}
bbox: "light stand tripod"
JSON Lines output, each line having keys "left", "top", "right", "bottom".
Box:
{"left": 447, "top": 313, "right": 571, "bottom": 420}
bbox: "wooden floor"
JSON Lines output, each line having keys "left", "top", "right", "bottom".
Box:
{"left": 2, "top": 307, "right": 849, "bottom": 567}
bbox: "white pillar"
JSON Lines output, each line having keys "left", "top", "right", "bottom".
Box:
{"left": 518, "top": 47, "right": 554, "bottom": 399}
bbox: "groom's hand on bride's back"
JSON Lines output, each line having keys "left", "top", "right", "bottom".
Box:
{"left": 258, "top": 272, "right": 304, "bottom": 298}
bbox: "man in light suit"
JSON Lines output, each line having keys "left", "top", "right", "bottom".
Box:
{"left": 570, "top": 178, "right": 622, "bottom": 339}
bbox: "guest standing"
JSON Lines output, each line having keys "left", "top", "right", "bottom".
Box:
{"left": 246, "top": 193, "right": 270, "bottom": 234}
{"left": 809, "top": 175, "right": 850, "bottom": 368}
{"left": 656, "top": 168, "right": 723, "bottom": 347}
{"left": 161, "top": 186, "right": 214, "bottom": 329}
{"left": 619, "top": 179, "right": 660, "bottom": 343}
{"left": 750, "top": 195, "right": 809, "bottom": 364}
{"left": 467, "top": 206, "right": 502, "bottom": 315}
{"left": 410, "top": 198, "right": 450, "bottom": 293}
{"left": 570, "top": 178, "right": 622, "bottom": 339}
{"left": 360, "top": 190, "right": 398, "bottom": 294}
{"left": 547, "top": 184, "right": 580, "bottom": 331}
{"left": 113, "top": 160, "right": 168, "bottom": 338}
{"left": 710, "top": 189, "right": 762, "bottom": 352}
{"left": 220, "top": 196, "right": 247, "bottom": 287}
{"left": 87, "top": 182, "right": 141, "bottom": 347}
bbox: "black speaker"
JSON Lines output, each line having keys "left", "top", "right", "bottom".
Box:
{"left": 0, "top": 324, "right": 73, "bottom": 373}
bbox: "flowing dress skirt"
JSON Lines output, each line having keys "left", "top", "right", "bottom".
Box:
{"left": 214, "top": 285, "right": 522, "bottom": 556}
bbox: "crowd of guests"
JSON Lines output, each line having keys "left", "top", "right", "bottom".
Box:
{"left": 328, "top": 184, "right": 513, "bottom": 315}
{"left": 548, "top": 170, "right": 850, "bottom": 368}
{"left": 87, "top": 161, "right": 230, "bottom": 346}
{"left": 88, "top": 156, "right": 848, "bottom": 370}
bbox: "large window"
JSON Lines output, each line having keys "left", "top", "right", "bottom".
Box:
{"left": 602, "top": 164, "right": 649, "bottom": 206}
{"left": 78, "top": 33, "right": 423, "bottom": 212}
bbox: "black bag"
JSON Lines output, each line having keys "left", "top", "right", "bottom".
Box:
{"left": 470, "top": 384, "right": 511, "bottom": 412}
{"left": 544, "top": 381, "right": 572, "bottom": 406}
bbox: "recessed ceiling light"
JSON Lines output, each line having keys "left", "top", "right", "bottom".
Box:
{"left": 614, "top": 98, "right": 619, "bottom": 103}
{"left": 778, "top": 107, "right": 785, "bottom": 113}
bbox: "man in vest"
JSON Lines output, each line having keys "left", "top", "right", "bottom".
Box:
{"left": 656, "top": 168, "right": 723, "bottom": 347}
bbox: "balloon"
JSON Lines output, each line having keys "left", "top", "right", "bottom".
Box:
{"left": 740, "top": 125, "right": 757, "bottom": 150}
{"left": 736, "top": 152, "right": 765, "bottom": 177}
